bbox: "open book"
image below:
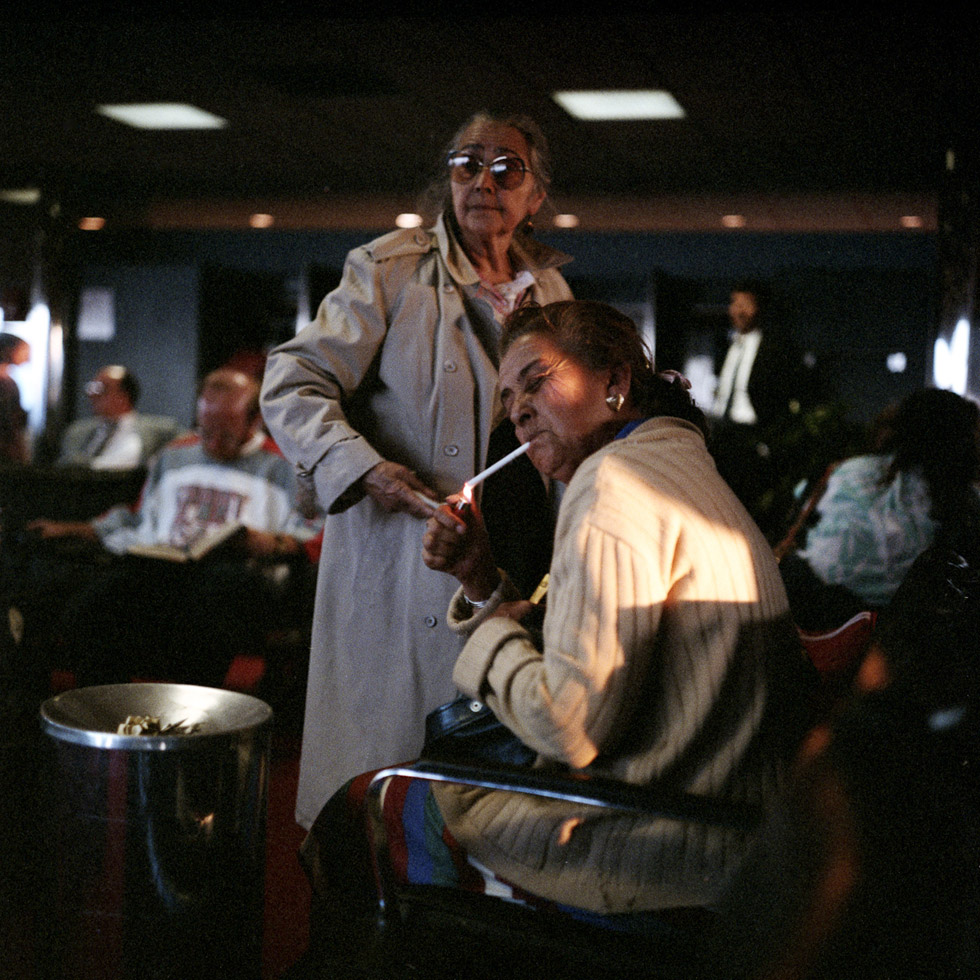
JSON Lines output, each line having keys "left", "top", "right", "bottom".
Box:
{"left": 126, "top": 522, "right": 247, "bottom": 563}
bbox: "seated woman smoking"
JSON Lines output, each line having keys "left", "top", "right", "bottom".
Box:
{"left": 420, "top": 300, "right": 816, "bottom": 914}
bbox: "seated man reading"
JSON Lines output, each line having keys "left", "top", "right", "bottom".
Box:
{"left": 28, "top": 368, "right": 322, "bottom": 688}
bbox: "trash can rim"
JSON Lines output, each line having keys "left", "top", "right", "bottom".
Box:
{"left": 39, "top": 682, "right": 273, "bottom": 751}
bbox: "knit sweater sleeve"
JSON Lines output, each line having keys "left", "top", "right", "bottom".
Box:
{"left": 452, "top": 454, "right": 669, "bottom": 769}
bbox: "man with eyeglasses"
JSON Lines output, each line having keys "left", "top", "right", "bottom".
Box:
{"left": 55, "top": 364, "right": 183, "bottom": 469}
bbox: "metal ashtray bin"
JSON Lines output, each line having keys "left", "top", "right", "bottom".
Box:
{"left": 40, "top": 683, "right": 273, "bottom": 980}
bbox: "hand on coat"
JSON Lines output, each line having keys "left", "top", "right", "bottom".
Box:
{"left": 361, "top": 461, "right": 441, "bottom": 519}
{"left": 422, "top": 494, "right": 500, "bottom": 601}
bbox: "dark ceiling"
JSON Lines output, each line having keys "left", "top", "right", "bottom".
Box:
{"left": 0, "top": 10, "right": 976, "bottom": 230}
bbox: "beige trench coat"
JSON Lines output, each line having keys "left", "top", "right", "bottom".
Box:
{"left": 261, "top": 213, "right": 572, "bottom": 827}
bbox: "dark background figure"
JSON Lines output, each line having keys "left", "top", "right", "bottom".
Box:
{"left": 0, "top": 334, "right": 31, "bottom": 465}
{"left": 700, "top": 544, "right": 980, "bottom": 980}
{"left": 708, "top": 279, "right": 816, "bottom": 539}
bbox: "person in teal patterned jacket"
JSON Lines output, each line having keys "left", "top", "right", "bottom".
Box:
{"left": 780, "top": 387, "right": 980, "bottom": 629}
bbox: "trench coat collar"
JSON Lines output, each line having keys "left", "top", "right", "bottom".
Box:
{"left": 435, "top": 211, "right": 573, "bottom": 289}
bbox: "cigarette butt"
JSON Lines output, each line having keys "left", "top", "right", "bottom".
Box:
{"left": 529, "top": 574, "right": 549, "bottom": 605}
{"left": 412, "top": 489, "right": 441, "bottom": 510}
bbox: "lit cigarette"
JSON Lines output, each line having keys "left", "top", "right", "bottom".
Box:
{"left": 463, "top": 441, "right": 531, "bottom": 492}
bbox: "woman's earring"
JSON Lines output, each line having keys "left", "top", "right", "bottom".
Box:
{"left": 606, "top": 392, "right": 625, "bottom": 413}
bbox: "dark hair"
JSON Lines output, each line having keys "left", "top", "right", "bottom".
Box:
{"left": 731, "top": 279, "right": 772, "bottom": 311}
{"left": 0, "top": 334, "right": 28, "bottom": 364}
{"left": 500, "top": 300, "right": 708, "bottom": 436}
{"left": 880, "top": 388, "right": 980, "bottom": 534}
{"left": 113, "top": 366, "right": 140, "bottom": 407}
{"left": 417, "top": 111, "right": 553, "bottom": 226}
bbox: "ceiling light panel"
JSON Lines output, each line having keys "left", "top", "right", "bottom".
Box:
{"left": 553, "top": 90, "right": 686, "bottom": 121}
{"left": 96, "top": 103, "right": 228, "bottom": 130}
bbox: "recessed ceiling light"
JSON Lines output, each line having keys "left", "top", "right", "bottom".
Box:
{"left": 96, "top": 103, "right": 228, "bottom": 130}
{"left": 552, "top": 90, "right": 685, "bottom": 121}
{"left": 78, "top": 217, "right": 106, "bottom": 231}
{"left": 249, "top": 213, "right": 275, "bottom": 229}
{"left": 721, "top": 214, "right": 746, "bottom": 228}
{"left": 900, "top": 215, "right": 923, "bottom": 229}
{"left": 553, "top": 214, "right": 580, "bottom": 229}
{"left": 395, "top": 213, "right": 423, "bottom": 228}
{"left": 886, "top": 352, "right": 908, "bottom": 373}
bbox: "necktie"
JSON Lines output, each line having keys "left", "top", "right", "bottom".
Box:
{"left": 83, "top": 420, "right": 117, "bottom": 460}
{"left": 723, "top": 339, "right": 745, "bottom": 418}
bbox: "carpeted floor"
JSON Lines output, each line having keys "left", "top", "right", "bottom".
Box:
{"left": 263, "top": 731, "right": 312, "bottom": 979}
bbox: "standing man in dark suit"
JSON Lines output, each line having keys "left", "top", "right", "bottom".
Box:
{"left": 709, "top": 280, "right": 809, "bottom": 537}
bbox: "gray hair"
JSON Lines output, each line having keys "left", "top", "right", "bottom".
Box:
{"left": 417, "top": 111, "right": 553, "bottom": 226}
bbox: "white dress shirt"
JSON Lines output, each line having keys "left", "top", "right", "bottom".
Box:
{"left": 89, "top": 412, "right": 144, "bottom": 470}
{"left": 712, "top": 329, "right": 762, "bottom": 425}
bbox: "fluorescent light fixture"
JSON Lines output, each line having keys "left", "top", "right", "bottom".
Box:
{"left": 96, "top": 103, "right": 228, "bottom": 130}
{"left": 0, "top": 188, "right": 42, "bottom": 205}
{"left": 553, "top": 90, "right": 685, "bottom": 121}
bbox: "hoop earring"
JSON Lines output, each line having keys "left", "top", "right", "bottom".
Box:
{"left": 605, "top": 393, "right": 625, "bottom": 413}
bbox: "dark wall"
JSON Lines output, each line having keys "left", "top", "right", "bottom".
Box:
{"left": 63, "top": 227, "right": 937, "bottom": 429}
{"left": 71, "top": 264, "right": 199, "bottom": 426}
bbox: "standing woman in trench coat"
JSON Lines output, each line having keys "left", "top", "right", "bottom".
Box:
{"left": 260, "top": 112, "right": 573, "bottom": 829}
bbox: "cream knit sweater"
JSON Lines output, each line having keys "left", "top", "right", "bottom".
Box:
{"left": 435, "top": 417, "right": 811, "bottom": 913}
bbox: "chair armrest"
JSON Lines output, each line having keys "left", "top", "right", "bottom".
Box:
{"left": 364, "top": 758, "right": 761, "bottom": 925}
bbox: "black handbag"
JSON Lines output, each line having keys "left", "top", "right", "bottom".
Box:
{"left": 423, "top": 695, "right": 536, "bottom": 767}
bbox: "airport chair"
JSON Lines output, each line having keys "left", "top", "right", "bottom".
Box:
{"left": 353, "top": 760, "right": 762, "bottom": 980}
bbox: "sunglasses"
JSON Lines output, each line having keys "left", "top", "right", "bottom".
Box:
{"left": 447, "top": 151, "right": 528, "bottom": 190}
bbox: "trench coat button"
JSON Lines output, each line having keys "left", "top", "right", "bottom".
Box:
{"left": 442, "top": 282, "right": 455, "bottom": 293}
{"left": 443, "top": 360, "right": 457, "bottom": 373}
{"left": 424, "top": 615, "right": 438, "bottom": 628}
{"left": 414, "top": 231, "right": 429, "bottom": 246}
{"left": 443, "top": 445, "right": 459, "bottom": 457}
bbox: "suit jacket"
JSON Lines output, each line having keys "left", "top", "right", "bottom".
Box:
{"left": 57, "top": 413, "right": 185, "bottom": 468}
{"left": 749, "top": 326, "right": 807, "bottom": 427}
{"left": 718, "top": 324, "right": 809, "bottom": 430}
